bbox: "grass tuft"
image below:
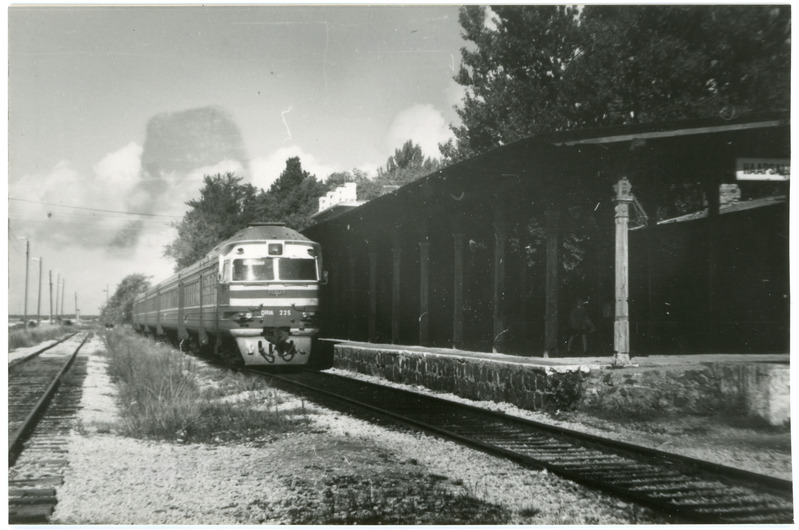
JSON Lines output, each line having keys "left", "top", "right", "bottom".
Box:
{"left": 8, "top": 325, "right": 71, "bottom": 350}
{"left": 103, "top": 330, "right": 309, "bottom": 443}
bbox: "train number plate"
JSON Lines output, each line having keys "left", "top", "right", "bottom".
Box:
{"left": 261, "top": 309, "right": 292, "bottom": 317}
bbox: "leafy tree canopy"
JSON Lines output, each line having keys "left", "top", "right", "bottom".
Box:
{"left": 101, "top": 274, "right": 150, "bottom": 324}
{"left": 374, "top": 140, "right": 440, "bottom": 192}
{"left": 443, "top": 5, "right": 790, "bottom": 162}
{"left": 164, "top": 172, "right": 261, "bottom": 269}
{"left": 256, "top": 157, "right": 328, "bottom": 231}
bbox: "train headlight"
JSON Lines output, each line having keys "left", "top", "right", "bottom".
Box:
{"left": 235, "top": 312, "right": 254, "bottom": 323}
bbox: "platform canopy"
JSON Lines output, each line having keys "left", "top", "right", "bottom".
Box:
{"left": 305, "top": 112, "right": 789, "bottom": 357}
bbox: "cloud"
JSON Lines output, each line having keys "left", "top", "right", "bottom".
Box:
{"left": 250, "top": 145, "right": 338, "bottom": 189}
{"left": 484, "top": 7, "right": 500, "bottom": 31}
{"left": 93, "top": 142, "right": 142, "bottom": 188}
{"left": 9, "top": 106, "right": 252, "bottom": 256}
{"left": 9, "top": 145, "right": 145, "bottom": 251}
{"left": 119, "top": 106, "right": 250, "bottom": 247}
{"left": 443, "top": 80, "right": 467, "bottom": 111}
{"left": 382, "top": 104, "right": 454, "bottom": 160}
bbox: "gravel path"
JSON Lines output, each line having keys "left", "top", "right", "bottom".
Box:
{"left": 50, "top": 338, "right": 668, "bottom": 525}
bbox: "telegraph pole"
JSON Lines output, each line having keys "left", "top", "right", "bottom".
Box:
{"left": 31, "top": 257, "right": 42, "bottom": 326}
{"left": 22, "top": 238, "right": 29, "bottom": 330}
{"left": 60, "top": 279, "right": 65, "bottom": 320}
{"left": 49, "top": 270, "right": 53, "bottom": 325}
{"left": 55, "top": 274, "right": 60, "bottom": 323}
{"left": 75, "top": 292, "right": 79, "bottom": 323}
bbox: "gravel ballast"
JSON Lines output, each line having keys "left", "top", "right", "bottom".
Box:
{"left": 48, "top": 335, "right": 789, "bottom": 524}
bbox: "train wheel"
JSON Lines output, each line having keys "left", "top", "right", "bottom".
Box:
{"left": 215, "top": 336, "right": 244, "bottom": 370}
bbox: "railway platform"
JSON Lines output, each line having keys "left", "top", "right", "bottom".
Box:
{"left": 327, "top": 340, "right": 790, "bottom": 427}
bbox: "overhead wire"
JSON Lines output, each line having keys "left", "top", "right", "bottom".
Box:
{"left": 8, "top": 197, "right": 183, "bottom": 219}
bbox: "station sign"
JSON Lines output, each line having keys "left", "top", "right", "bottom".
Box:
{"left": 735, "top": 158, "right": 790, "bottom": 181}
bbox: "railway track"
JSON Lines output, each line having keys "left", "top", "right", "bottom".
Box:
{"left": 8, "top": 333, "right": 90, "bottom": 523}
{"left": 254, "top": 369, "right": 793, "bottom": 524}
{"left": 8, "top": 331, "right": 79, "bottom": 368}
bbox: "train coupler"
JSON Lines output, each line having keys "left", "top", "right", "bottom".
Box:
{"left": 258, "top": 340, "right": 275, "bottom": 363}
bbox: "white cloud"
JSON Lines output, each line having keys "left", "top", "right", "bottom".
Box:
{"left": 382, "top": 104, "right": 454, "bottom": 160}
{"left": 484, "top": 7, "right": 500, "bottom": 31}
{"left": 170, "top": 159, "right": 247, "bottom": 215}
{"left": 443, "top": 80, "right": 467, "bottom": 111}
{"left": 93, "top": 142, "right": 142, "bottom": 189}
{"left": 249, "top": 145, "right": 338, "bottom": 190}
{"left": 8, "top": 143, "right": 148, "bottom": 250}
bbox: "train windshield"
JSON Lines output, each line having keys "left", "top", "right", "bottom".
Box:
{"left": 277, "top": 258, "right": 317, "bottom": 281}
{"left": 232, "top": 258, "right": 275, "bottom": 281}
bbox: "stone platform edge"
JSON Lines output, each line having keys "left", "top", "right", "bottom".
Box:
{"left": 332, "top": 343, "right": 790, "bottom": 426}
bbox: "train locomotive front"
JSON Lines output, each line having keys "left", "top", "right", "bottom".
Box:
{"left": 132, "top": 223, "right": 324, "bottom": 367}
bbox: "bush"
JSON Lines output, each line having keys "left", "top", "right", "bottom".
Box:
{"left": 103, "top": 331, "right": 308, "bottom": 442}
{"left": 8, "top": 325, "right": 71, "bottom": 350}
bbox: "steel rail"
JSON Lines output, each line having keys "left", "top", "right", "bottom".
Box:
{"left": 9, "top": 333, "right": 89, "bottom": 466}
{"left": 253, "top": 369, "right": 792, "bottom": 524}
{"left": 9, "top": 332, "right": 79, "bottom": 369}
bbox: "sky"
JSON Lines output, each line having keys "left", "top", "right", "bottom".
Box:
{"left": 6, "top": 4, "right": 469, "bottom": 317}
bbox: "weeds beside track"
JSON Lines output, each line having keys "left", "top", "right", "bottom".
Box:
{"left": 102, "top": 330, "right": 311, "bottom": 443}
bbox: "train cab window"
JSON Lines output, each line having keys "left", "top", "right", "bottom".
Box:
{"left": 232, "top": 258, "right": 275, "bottom": 281}
{"left": 277, "top": 258, "right": 317, "bottom": 281}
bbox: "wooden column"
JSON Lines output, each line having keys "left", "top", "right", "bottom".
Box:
{"left": 492, "top": 201, "right": 508, "bottom": 353}
{"left": 391, "top": 229, "right": 402, "bottom": 344}
{"left": 452, "top": 232, "right": 465, "bottom": 349}
{"left": 368, "top": 250, "right": 378, "bottom": 342}
{"left": 705, "top": 174, "right": 721, "bottom": 352}
{"left": 543, "top": 209, "right": 560, "bottom": 357}
{"left": 348, "top": 252, "right": 358, "bottom": 340}
{"left": 419, "top": 239, "right": 431, "bottom": 346}
{"left": 518, "top": 249, "right": 529, "bottom": 351}
{"left": 417, "top": 217, "right": 431, "bottom": 346}
{"left": 613, "top": 178, "right": 633, "bottom": 366}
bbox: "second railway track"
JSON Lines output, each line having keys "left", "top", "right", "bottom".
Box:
{"left": 254, "top": 369, "right": 793, "bottom": 524}
{"left": 8, "top": 332, "right": 91, "bottom": 523}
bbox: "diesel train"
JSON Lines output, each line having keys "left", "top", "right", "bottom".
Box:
{"left": 131, "top": 223, "right": 325, "bottom": 367}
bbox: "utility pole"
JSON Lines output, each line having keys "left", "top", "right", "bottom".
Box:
{"left": 49, "top": 270, "right": 53, "bottom": 325}
{"left": 21, "top": 238, "right": 29, "bottom": 330}
{"left": 38, "top": 258, "right": 42, "bottom": 325}
{"left": 55, "top": 274, "right": 60, "bottom": 323}
{"left": 31, "top": 257, "right": 41, "bottom": 326}
{"left": 75, "top": 292, "right": 79, "bottom": 323}
{"left": 60, "top": 279, "right": 65, "bottom": 321}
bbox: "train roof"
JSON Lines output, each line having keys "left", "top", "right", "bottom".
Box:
{"left": 208, "top": 222, "right": 311, "bottom": 255}
{"left": 134, "top": 223, "right": 316, "bottom": 300}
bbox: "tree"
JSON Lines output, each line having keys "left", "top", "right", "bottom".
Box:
{"left": 443, "top": 5, "right": 581, "bottom": 163}
{"left": 442, "top": 5, "right": 790, "bottom": 162}
{"left": 376, "top": 140, "right": 440, "bottom": 186}
{"left": 564, "top": 5, "right": 791, "bottom": 127}
{"left": 164, "top": 172, "right": 260, "bottom": 269}
{"left": 101, "top": 274, "right": 150, "bottom": 324}
{"left": 256, "top": 157, "right": 328, "bottom": 231}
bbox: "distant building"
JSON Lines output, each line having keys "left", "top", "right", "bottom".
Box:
{"left": 312, "top": 182, "right": 365, "bottom": 224}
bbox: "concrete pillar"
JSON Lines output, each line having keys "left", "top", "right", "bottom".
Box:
{"left": 391, "top": 230, "right": 402, "bottom": 344}
{"left": 613, "top": 178, "right": 634, "bottom": 366}
{"left": 452, "top": 232, "right": 465, "bottom": 349}
{"left": 368, "top": 250, "right": 378, "bottom": 342}
{"left": 543, "top": 209, "right": 560, "bottom": 357}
